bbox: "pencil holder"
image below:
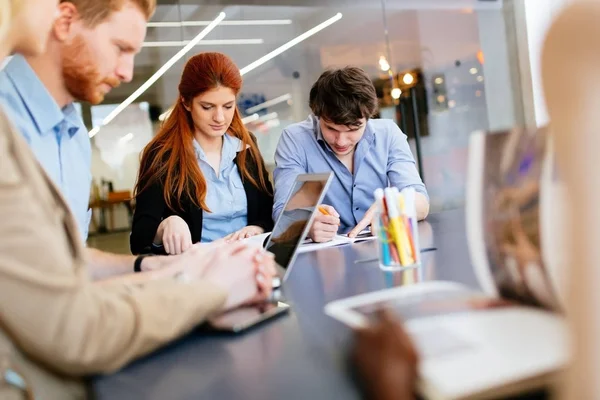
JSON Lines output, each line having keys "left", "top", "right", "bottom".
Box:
{"left": 372, "top": 210, "right": 421, "bottom": 272}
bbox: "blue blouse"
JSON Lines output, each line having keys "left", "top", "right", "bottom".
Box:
{"left": 194, "top": 134, "right": 248, "bottom": 242}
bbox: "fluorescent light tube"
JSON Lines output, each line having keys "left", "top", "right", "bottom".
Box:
{"left": 147, "top": 19, "right": 292, "bottom": 28}
{"left": 142, "top": 38, "right": 263, "bottom": 47}
{"left": 240, "top": 13, "right": 342, "bottom": 75}
{"left": 93, "top": 11, "right": 225, "bottom": 133}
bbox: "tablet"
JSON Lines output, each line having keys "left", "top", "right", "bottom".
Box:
{"left": 208, "top": 301, "right": 290, "bottom": 333}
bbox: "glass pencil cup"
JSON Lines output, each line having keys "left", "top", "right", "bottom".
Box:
{"left": 372, "top": 211, "right": 420, "bottom": 272}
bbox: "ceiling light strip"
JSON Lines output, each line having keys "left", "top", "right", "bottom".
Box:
{"left": 147, "top": 19, "right": 292, "bottom": 28}
{"left": 242, "top": 114, "right": 260, "bottom": 124}
{"left": 245, "top": 93, "right": 291, "bottom": 114}
{"left": 156, "top": 13, "right": 342, "bottom": 125}
{"left": 239, "top": 13, "right": 342, "bottom": 76}
{"left": 142, "top": 38, "right": 263, "bottom": 47}
{"left": 90, "top": 12, "right": 225, "bottom": 136}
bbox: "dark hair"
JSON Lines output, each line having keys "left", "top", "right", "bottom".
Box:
{"left": 309, "top": 66, "right": 378, "bottom": 126}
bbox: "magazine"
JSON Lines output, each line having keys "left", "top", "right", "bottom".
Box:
{"left": 325, "top": 127, "right": 568, "bottom": 400}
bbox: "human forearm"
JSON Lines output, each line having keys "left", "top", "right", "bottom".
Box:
{"left": 153, "top": 219, "right": 166, "bottom": 244}
{"left": 93, "top": 256, "right": 181, "bottom": 286}
{"left": 85, "top": 248, "right": 137, "bottom": 280}
{"left": 7, "top": 277, "right": 227, "bottom": 376}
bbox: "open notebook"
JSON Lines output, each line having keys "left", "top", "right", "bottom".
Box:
{"left": 242, "top": 230, "right": 375, "bottom": 253}
{"left": 326, "top": 127, "right": 568, "bottom": 400}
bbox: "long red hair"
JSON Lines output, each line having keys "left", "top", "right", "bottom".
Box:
{"left": 135, "top": 52, "right": 270, "bottom": 212}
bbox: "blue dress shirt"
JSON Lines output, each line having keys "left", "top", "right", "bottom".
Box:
{"left": 194, "top": 134, "right": 248, "bottom": 243}
{"left": 0, "top": 55, "right": 92, "bottom": 240}
{"left": 273, "top": 115, "right": 428, "bottom": 231}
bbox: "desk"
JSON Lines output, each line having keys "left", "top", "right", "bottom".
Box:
{"left": 90, "top": 209, "right": 544, "bottom": 399}
{"left": 89, "top": 192, "right": 133, "bottom": 234}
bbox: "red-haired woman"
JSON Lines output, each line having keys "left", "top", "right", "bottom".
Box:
{"left": 131, "top": 52, "right": 273, "bottom": 255}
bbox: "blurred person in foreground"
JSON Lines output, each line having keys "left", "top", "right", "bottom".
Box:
{"left": 351, "top": 3, "right": 600, "bottom": 400}
{"left": 0, "top": 0, "right": 175, "bottom": 279}
{"left": 0, "top": 1, "right": 275, "bottom": 398}
{"left": 542, "top": 1, "right": 600, "bottom": 398}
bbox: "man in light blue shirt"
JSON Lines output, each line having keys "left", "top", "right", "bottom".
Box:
{"left": 0, "top": 55, "right": 92, "bottom": 239}
{"left": 273, "top": 67, "right": 429, "bottom": 243}
{"left": 0, "top": 0, "right": 172, "bottom": 280}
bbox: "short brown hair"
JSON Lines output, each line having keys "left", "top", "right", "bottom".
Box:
{"left": 309, "top": 66, "right": 378, "bottom": 126}
{"left": 61, "top": 0, "right": 156, "bottom": 27}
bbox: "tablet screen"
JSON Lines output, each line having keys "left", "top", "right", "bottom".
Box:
{"left": 208, "top": 302, "right": 290, "bottom": 333}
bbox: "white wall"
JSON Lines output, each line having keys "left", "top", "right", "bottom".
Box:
{"left": 90, "top": 104, "right": 154, "bottom": 232}
{"left": 515, "top": 0, "right": 574, "bottom": 126}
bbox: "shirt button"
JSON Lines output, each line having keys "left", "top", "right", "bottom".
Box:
{"left": 355, "top": 207, "right": 359, "bottom": 211}
{"left": 353, "top": 184, "right": 356, "bottom": 188}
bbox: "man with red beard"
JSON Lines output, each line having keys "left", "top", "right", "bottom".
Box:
{"left": 0, "top": 0, "right": 183, "bottom": 279}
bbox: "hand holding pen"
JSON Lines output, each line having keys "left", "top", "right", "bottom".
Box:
{"left": 308, "top": 205, "right": 341, "bottom": 243}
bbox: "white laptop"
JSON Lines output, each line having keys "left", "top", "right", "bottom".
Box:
{"left": 325, "top": 128, "right": 568, "bottom": 400}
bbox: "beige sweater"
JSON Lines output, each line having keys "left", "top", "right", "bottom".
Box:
{"left": 0, "top": 109, "right": 227, "bottom": 399}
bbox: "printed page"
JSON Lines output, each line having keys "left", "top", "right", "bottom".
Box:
{"left": 472, "top": 127, "right": 559, "bottom": 311}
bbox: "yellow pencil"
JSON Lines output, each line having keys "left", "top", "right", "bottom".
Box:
{"left": 318, "top": 205, "right": 330, "bottom": 216}
{"left": 384, "top": 190, "right": 414, "bottom": 266}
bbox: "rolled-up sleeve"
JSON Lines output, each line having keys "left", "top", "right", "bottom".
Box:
{"left": 272, "top": 129, "right": 308, "bottom": 222}
{"left": 386, "top": 123, "right": 429, "bottom": 200}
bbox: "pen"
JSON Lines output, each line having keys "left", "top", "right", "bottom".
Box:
{"left": 381, "top": 192, "right": 401, "bottom": 265}
{"left": 374, "top": 189, "right": 392, "bottom": 266}
{"left": 398, "top": 195, "right": 417, "bottom": 261}
{"left": 401, "top": 187, "right": 420, "bottom": 265}
{"left": 318, "top": 205, "right": 341, "bottom": 226}
{"left": 318, "top": 205, "right": 330, "bottom": 216}
{"left": 384, "top": 188, "right": 414, "bottom": 266}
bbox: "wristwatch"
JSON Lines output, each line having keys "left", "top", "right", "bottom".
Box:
{"left": 134, "top": 254, "right": 151, "bottom": 273}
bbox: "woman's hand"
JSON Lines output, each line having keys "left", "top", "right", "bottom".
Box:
{"left": 224, "top": 225, "right": 265, "bottom": 242}
{"left": 155, "top": 215, "right": 193, "bottom": 255}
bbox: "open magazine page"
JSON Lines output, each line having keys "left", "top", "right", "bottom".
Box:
{"left": 481, "top": 127, "right": 559, "bottom": 310}
{"left": 350, "top": 284, "right": 514, "bottom": 325}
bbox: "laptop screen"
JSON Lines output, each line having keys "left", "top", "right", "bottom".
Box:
{"left": 265, "top": 173, "right": 332, "bottom": 270}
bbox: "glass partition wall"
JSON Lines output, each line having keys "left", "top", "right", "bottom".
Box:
{"left": 87, "top": 0, "right": 523, "bottom": 234}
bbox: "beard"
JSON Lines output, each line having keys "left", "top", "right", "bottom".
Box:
{"left": 61, "top": 35, "right": 121, "bottom": 105}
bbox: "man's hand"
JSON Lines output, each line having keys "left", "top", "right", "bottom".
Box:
{"left": 348, "top": 203, "right": 376, "bottom": 238}
{"left": 224, "top": 225, "right": 265, "bottom": 242}
{"left": 308, "top": 205, "right": 340, "bottom": 243}
{"left": 199, "top": 243, "right": 277, "bottom": 310}
{"left": 348, "top": 191, "right": 430, "bottom": 238}
{"left": 351, "top": 309, "right": 419, "bottom": 400}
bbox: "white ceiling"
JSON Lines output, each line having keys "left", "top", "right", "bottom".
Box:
{"left": 103, "top": 0, "right": 502, "bottom": 107}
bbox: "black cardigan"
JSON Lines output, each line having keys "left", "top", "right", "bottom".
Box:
{"left": 130, "top": 147, "right": 274, "bottom": 255}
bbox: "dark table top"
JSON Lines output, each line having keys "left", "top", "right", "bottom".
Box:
{"left": 91, "top": 209, "right": 546, "bottom": 400}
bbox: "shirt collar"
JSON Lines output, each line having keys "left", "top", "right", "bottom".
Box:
{"left": 62, "top": 103, "right": 83, "bottom": 137}
{"left": 193, "top": 134, "right": 246, "bottom": 162}
{"left": 4, "top": 55, "right": 79, "bottom": 137}
{"left": 313, "top": 115, "right": 326, "bottom": 143}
